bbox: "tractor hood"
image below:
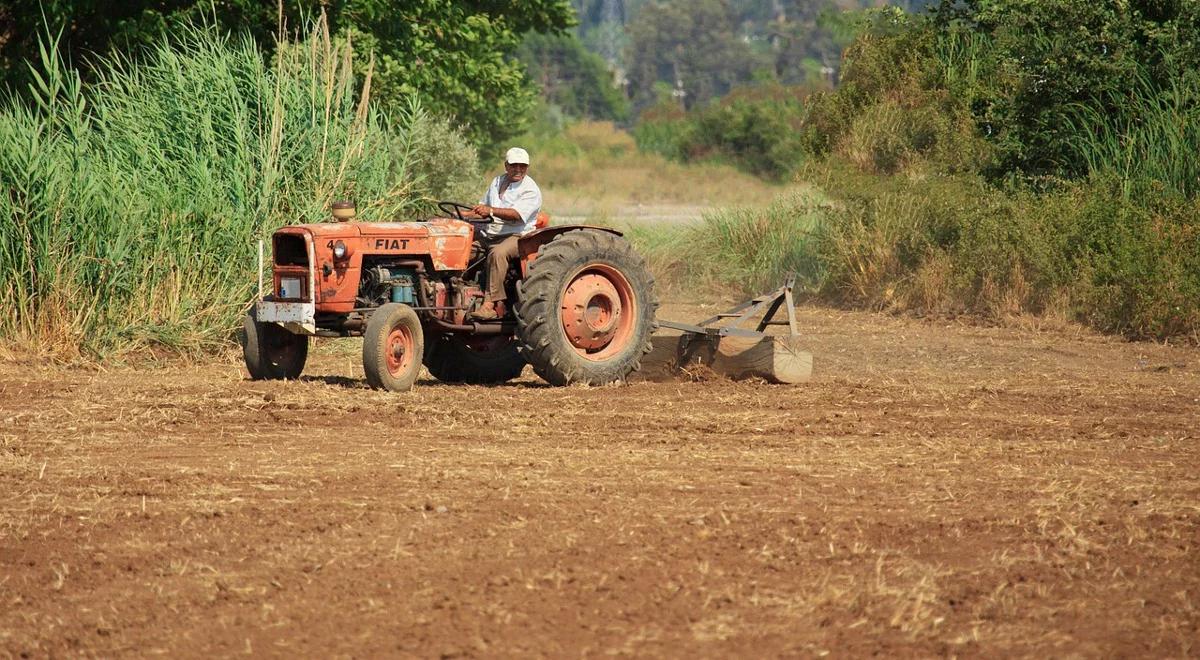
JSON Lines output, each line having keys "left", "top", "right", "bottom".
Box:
{"left": 294, "top": 217, "right": 473, "bottom": 239}
{"left": 274, "top": 217, "right": 475, "bottom": 272}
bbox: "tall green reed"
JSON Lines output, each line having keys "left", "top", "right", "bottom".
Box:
{"left": 1066, "top": 72, "right": 1200, "bottom": 200}
{"left": 0, "top": 19, "right": 476, "bottom": 358}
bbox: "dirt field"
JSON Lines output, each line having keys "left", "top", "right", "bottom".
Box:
{"left": 2, "top": 302, "right": 1197, "bottom": 657}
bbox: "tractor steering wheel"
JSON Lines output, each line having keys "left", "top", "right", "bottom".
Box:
{"left": 437, "top": 201, "right": 476, "bottom": 220}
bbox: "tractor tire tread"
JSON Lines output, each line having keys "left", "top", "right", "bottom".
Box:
{"left": 242, "top": 307, "right": 308, "bottom": 380}
{"left": 514, "top": 229, "right": 658, "bottom": 386}
{"left": 363, "top": 303, "right": 424, "bottom": 391}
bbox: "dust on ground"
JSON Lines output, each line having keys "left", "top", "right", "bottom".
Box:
{"left": 2, "top": 302, "right": 1198, "bottom": 656}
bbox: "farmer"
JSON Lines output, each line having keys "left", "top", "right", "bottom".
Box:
{"left": 463, "top": 146, "right": 543, "bottom": 320}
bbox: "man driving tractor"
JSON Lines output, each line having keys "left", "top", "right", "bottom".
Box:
{"left": 246, "top": 143, "right": 659, "bottom": 390}
{"left": 461, "top": 146, "right": 543, "bottom": 320}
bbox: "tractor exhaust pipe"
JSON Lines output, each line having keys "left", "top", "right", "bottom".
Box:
{"left": 257, "top": 239, "right": 264, "bottom": 299}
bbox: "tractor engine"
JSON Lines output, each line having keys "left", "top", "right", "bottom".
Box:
{"left": 359, "top": 265, "right": 419, "bottom": 307}
{"left": 357, "top": 260, "right": 485, "bottom": 326}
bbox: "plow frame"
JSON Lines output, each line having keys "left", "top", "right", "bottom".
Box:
{"left": 658, "top": 275, "right": 800, "bottom": 343}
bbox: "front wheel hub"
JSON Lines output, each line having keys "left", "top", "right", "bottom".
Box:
{"left": 562, "top": 273, "right": 622, "bottom": 350}
{"left": 386, "top": 327, "right": 413, "bottom": 376}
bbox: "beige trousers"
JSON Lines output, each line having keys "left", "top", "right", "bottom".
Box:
{"left": 484, "top": 235, "right": 520, "bottom": 302}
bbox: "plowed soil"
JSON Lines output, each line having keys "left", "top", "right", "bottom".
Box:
{"left": 2, "top": 303, "right": 1198, "bottom": 657}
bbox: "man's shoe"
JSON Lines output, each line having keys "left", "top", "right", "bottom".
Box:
{"left": 469, "top": 304, "right": 499, "bottom": 321}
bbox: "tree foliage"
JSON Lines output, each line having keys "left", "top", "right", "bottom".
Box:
{"left": 0, "top": 0, "right": 576, "bottom": 149}
{"left": 620, "top": 0, "right": 897, "bottom": 114}
{"left": 925, "top": 0, "right": 1200, "bottom": 179}
{"left": 516, "top": 32, "right": 629, "bottom": 122}
{"left": 625, "top": 0, "right": 761, "bottom": 111}
{"left": 636, "top": 84, "right": 808, "bottom": 180}
{"left": 801, "top": 1, "right": 1200, "bottom": 186}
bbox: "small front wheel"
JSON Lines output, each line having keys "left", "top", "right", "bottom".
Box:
{"left": 363, "top": 303, "right": 424, "bottom": 391}
{"left": 242, "top": 308, "right": 308, "bottom": 380}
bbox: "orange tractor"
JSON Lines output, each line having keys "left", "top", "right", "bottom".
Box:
{"left": 242, "top": 202, "right": 659, "bottom": 390}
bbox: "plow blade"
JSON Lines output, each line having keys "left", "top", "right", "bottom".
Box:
{"left": 634, "top": 277, "right": 813, "bottom": 384}
{"left": 637, "top": 333, "right": 811, "bottom": 384}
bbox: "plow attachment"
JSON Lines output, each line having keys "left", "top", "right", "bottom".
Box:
{"left": 636, "top": 277, "right": 812, "bottom": 384}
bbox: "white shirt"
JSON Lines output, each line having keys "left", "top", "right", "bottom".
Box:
{"left": 478, "top": 174, "right": 542, "bottom": 238}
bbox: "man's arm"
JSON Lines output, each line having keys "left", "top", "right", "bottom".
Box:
{"left": 475, "top": 186, "right": 541, "bottom": 225}
{"left": 469, "top": 204, "right": 522, "bottom": 223}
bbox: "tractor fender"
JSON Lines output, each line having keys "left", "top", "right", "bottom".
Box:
{"left": 517, "top": 225, "right": 623, "bottom": 270}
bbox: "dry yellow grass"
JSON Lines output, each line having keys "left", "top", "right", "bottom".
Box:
{"left": 520, "top": 121, "right": 785, "bottom": 218}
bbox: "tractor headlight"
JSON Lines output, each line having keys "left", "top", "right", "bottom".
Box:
{"left": 333, "top": 240, "right": 348, "bottom": 260}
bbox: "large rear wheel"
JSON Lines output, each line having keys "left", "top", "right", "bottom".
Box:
{"left": 242, "top": 307, "right": 308, "bottom": 380}
{"left": 424, "top": 334, "right": 526, "bottom": 384}
{"left": 363, "top": 303, "right": 424, "bottom": 391}
{"left": 515, "top": 230, "right": 658, "bottom": 385}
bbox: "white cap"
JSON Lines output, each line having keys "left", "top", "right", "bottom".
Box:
{"left": 505, "top": 147, "right": 530, "bottom": 165}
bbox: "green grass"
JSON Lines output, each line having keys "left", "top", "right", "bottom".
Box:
{"left": 606, "top": 190, "right": 827, "bottom": 300}
{"left": 1067, "top": 73, "right": 1200, "bottom": 201}
{"left": 0, "top": 20, "right": 477, "bottom": 359}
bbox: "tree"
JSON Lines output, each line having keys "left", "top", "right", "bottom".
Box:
{"left": 0, "top": 0, "right": 576, "bottom": 149}
{"left": 928, "top": 0, "right": 1200, "bottom": 177}
{"left": 516, "top": 32, "right": 628, "bottom": 121}
{"left": 624, "top": 0, "right": 764, "bottom": 112}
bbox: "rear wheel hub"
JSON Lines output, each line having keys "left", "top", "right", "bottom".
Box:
{"left": 560, "top": 265, "right": 636, "bottom": 359}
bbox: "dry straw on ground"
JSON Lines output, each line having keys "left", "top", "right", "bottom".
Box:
{"left": 1, "top": 302, "right": 1197, "bottom": 655}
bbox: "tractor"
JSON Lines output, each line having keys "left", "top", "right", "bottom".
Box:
{"left": 241, "top": 201, "right": 659, "bottom": 390}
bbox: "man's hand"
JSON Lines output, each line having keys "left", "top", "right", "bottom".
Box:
{"left": 468, "top": 204, "right": 522, "bottom": 223}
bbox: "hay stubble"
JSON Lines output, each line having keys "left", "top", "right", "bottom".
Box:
{"left": 1, "top": 303, "right": 1197, "bottom": 656}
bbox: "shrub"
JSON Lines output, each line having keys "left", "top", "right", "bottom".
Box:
{"left": 631, "top": 95, "right": 692, "bottom": 161}
{"left": 634, "top": 84, "right": 810, "bottom": 181}
{"left": 1070, "top": 180, "right": 1200, "bottom": 337}
{"left": 807, "top": 164, "right": 1199, "bottom": 338}
{"left": 801, "top": 10, "right": 992, "bottom": 178}
{"left": 686, "top": 85, "right": 808, "bottom": 180}
{"left": 691, "top": 190, "right": 826, "bottom": 293}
